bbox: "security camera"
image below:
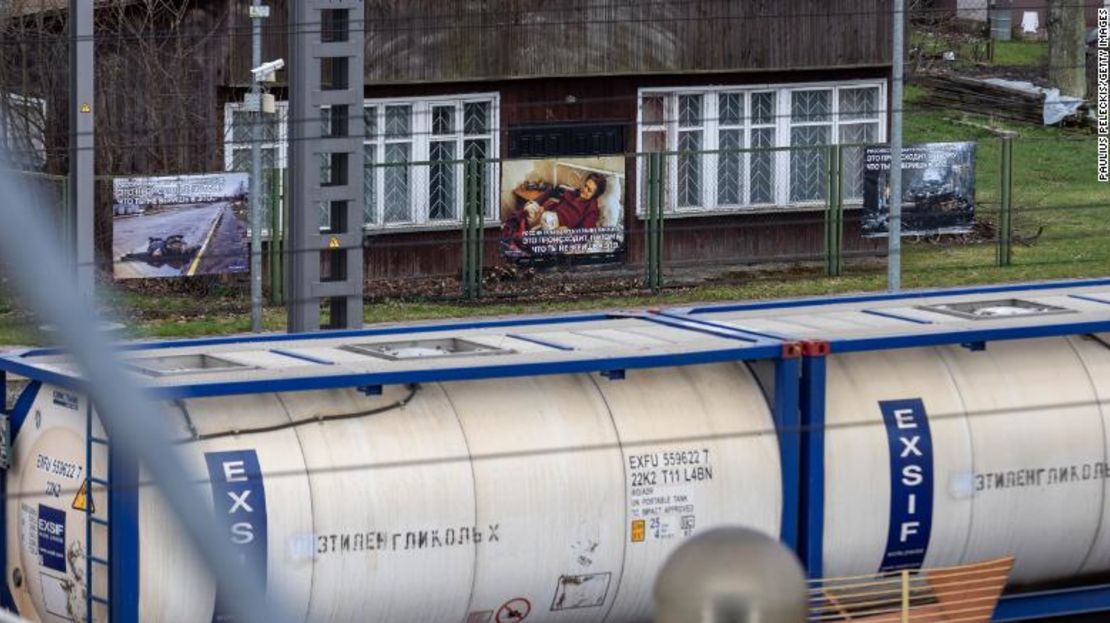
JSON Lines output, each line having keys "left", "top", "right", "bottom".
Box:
{"left": 251, "top": 59, "right": 284, "bottom": 82}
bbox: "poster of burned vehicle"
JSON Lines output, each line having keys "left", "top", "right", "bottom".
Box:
{"left": 862, "top": 142, "right": 976, "bottom": 238}
{"left": 500, "top": 157, "right": 625, "bottom": 263}
{"left": 112, "top": 173, "right": 249, "bottom": 280}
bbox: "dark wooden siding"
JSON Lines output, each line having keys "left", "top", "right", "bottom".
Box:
{"left": 356, "top": 67, "right": 887, "bottom": 279}
{"left": 226, "top": 0, "right": 893, "bottom": 87}
{"left": 360, "top": 213, "right": 882, "bottom": 281}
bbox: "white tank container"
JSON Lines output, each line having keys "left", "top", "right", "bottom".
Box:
{"left": 10, "top": 333, "right": 1110, "bottom": 621}
{"left": 5, "top": 362, "right": 782, "bottom": 623}
{"left": 822, "top": 337, "right": 1110, "bottom": 584}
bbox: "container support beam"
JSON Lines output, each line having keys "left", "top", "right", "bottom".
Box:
{"left": 993, "top": 584, "right": 1110, "bottom": 621}
{"left": 84, "top": 402, "right": 95, "bottom": 622}
{"left": 108, "top": 435, "right": 139, "bottom": 623}
{"left": 800, "top": 351, "right": 827, "bottom": 578}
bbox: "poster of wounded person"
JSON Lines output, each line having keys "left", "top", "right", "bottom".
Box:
{"left": 500, "top": 157, "right": 625, "bottom": 262}
{"left": 112, "top": 173, "right": 250, "bottom": 280}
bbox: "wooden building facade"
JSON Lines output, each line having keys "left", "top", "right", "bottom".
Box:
{"left": 219, "top": 0, "right": 897, "bottom": 279}
{"left": 5, "top": 0, "right": 896, "bottom": 280}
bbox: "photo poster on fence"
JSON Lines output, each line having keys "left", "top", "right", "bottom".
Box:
{"left": 862, "top": 142, "right": 977, "bottom": 238}
{"left": 500, "top": 156, "right": 625, "bottom": 262}
{"left": 111, "top": 173, "right": 250, "bottom": 280}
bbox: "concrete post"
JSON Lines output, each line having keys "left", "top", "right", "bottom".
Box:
{"left": 69, "top": 0, "right": 95, "bottom": 303}
{"left": 288, "top": 1, "right": 365, "bottom": 332}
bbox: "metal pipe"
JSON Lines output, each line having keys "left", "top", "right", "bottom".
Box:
{"left": 250, "top": 0, "right": 264, "bottom": 332}
{"left": 888, "top": 0, "right": 904, "bottom": 292}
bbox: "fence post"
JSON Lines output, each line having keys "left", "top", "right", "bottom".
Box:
{"left": 268, "top": 168, "right": 283, "bottom": 306}
{"left": 475, "top": 159, "right": 485, "bottom": 299}
{"left": 61, "top": 175, "right": 72, "bottom": 272}
{"left": 825, "top": 146, "right": 843, "bottom": 277}
{"left": 644, "top": 152, "right": 664, "bottom": 291}
{"left": 998, "top": 137, "right": 1014, "bottom": 267}
{"left": 462, "top": 159, "right": 483, "bottom": 300}
{"left": 643, "top": 153, "right": 653, "bottom": 289}
{"left": 834, "top": 146, "right": 844, "bottom": 276}
{"left": 462, "top": 160, "right": 473, "bottom": 299}
{"left": 655, "top": 153, "right": 664, "bottom": 291}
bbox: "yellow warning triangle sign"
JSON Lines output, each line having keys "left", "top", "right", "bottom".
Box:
{"left": 72, "top": 481, "right": 95, "bottom": 513}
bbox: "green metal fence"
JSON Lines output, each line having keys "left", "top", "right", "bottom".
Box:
{"left": 5, "top": 132, "right": 1105, "bottom": 343}
{"left": 318, "top": 136, "right": 1089, "bottom": 300}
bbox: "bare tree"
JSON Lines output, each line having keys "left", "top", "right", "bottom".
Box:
{"left": 0, "top": 0, "right": 231, "bottom": 271}
{"left": 1047, "top": 0, "right": 1087, "bottom": 98}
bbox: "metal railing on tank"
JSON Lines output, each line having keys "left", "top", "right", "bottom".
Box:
{"left": 809, "top": 557, "right": 1015, "bottom": 623}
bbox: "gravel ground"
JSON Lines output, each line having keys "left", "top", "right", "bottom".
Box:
{"left": 5, "top": 378, "right": 27, "bottom": 408}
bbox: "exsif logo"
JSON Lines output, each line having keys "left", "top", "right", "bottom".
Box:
{"left": 205, "top": 449, "right": 268, "bottom": 617}
{"left": 878, "top": 399, "right": 934, "bottom": 572}
{"left": 37, "top": 517, "right": 63, "bottom": 535}
{"left": 37, "top": 504, "right": 67, "bottom": 573}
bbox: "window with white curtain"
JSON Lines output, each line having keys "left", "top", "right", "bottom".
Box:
{"left": 637, "top": 81, "right": 884, "bottom": 214}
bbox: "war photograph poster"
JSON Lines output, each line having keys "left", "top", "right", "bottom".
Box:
{"left": 500, "top": 157, "right": 625, "bottom": 262}
{"left": 112, "top": 173, "right": 250, "bottom": 280}
{"left": 862, "top": 142, "right": 976, "bottom": 238}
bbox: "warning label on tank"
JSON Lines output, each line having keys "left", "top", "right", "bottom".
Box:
{"left": 550, "top": 572, "right": 611, "bottom": 610}
{"left": 627, "top": 448, "right": 713, "bottom": 542}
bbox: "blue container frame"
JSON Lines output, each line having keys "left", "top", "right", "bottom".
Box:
{"left": 5, "top": 277, "right": 1110, "bottom": 622}
{"left": 682, "top": 277, "right": 1110, "bottom": 622}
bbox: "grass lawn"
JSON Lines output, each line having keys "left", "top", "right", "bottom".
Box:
{"left": 909, "top": 29, "right": 1046, "bottom": 70}
{"left": 990, "top": 39, "right": 1047, "bottom": 67}
{"left": 0, "top": 93, "right": 1104, "bottom": 345}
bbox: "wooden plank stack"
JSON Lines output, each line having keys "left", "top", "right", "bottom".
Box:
{"left": 912, "top": 73, "right": 1048, "bottom": 125}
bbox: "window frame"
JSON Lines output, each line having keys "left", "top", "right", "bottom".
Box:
{"left": 223, "top": 100, "right": 289, "bottom": 172}
{"left": 0, "top": 92, "right": 48, "bottom": 170}
{"left": 224, "top": 93, "right": 500, "bottom": 233}
{"left": 363, "top": 93, "right": 500, "bottom": 231}
{"left": 636, "top": 80, "right": 886, "bottom": 217}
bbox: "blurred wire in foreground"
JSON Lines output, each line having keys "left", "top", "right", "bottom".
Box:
{"left": 0, "top": 156, "right": 291, "bottom": 623}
